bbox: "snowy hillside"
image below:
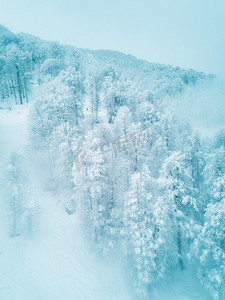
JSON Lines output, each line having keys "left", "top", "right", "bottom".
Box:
{"left": 0, "top": 26, "right": 224, "bottom": 300}
{"left": 0, "top": 106, "right": 133, "bottom": 300}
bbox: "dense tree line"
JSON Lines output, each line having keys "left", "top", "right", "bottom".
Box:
{"left": 0, "top": 25, "right": 82, "bottom": 105}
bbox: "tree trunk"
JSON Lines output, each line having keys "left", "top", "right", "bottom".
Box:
{"left": 16, "top": 65, "right": 23, "bottom": 105}
{"left": 177, "top": 227, "right": 184, "bottom": 270}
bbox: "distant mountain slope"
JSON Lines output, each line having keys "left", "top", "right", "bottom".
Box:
{"left": 0, "top": 25, "right": 12, "bottom": 35}
{"left": 84, "top": 48, "right": 214, "bottom": 99}
{"left": 0, "top": 25, "right": 214, "bottom": 107}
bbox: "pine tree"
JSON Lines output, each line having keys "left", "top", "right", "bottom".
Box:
{"left": 192, "top": 199, "right": 225, "bottom": 299}
{"left": 158, "top": 151, "right": 197, "bottom": 270}
{"left": 123, "top": 167, "right": 162, "bottom": 297}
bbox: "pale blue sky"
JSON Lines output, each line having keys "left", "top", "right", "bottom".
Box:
{"left": 0, "top": 0, "right": 225, "bottom": 78}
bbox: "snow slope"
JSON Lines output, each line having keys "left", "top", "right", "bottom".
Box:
{"left": 0, "top": 105, "right": 133, "bottom": 300}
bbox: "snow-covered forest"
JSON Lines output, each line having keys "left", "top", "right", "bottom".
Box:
{"left": 0, "top": 25, "right": 224, "bottom": 299}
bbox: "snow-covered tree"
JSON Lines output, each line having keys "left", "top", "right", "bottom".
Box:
{"left": 158, "top": 151, "right": 197, "bottom": 270}
{"left": 192, "top": 199, "right": 225, "bottom": 299}
{"left": 122, "top": 166, "right": 164, "bottom": 297}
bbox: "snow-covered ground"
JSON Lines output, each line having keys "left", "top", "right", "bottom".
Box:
{"left": 0, "top": 105, "right": 210, "bottom": 299}
{"left": 0, "top": 105, "right": 133, "bottom": 300}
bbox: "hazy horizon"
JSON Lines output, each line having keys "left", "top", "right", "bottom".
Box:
{"left": 0, "top": 0, "right": 225, "bottom": 79}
